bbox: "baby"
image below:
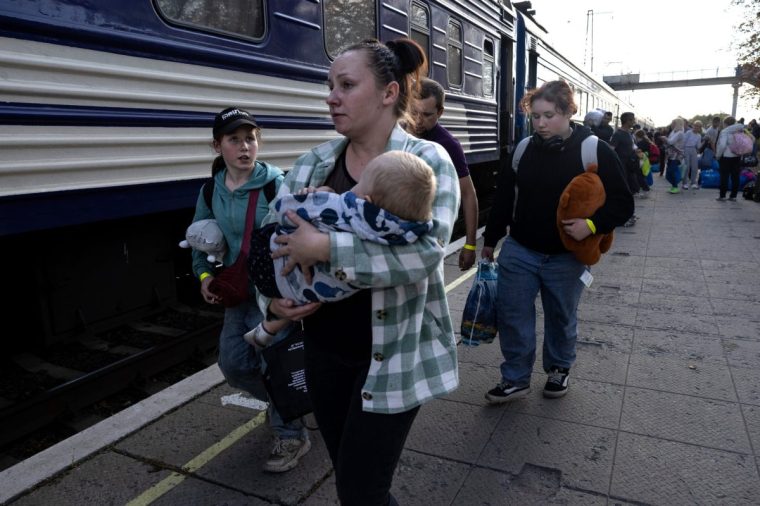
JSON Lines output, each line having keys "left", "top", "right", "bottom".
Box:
{"left": 244, "top": 150, "right": 438, "bottom": 347}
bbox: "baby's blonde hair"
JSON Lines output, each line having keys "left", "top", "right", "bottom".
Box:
{"left": 363, "top": 151, "right": 436, "bottom": 222}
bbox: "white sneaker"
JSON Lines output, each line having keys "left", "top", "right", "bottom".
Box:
{"left": 690, "top": 184, "right": 699, "bottom": 189}
{"left": 682, "top": 184, "right": 689, "bottom": 190}
{"left": 243, "top": 322, "right": 275, "bottom": 349}
{"left": 263, "top": 437, "right": 311, "bottom": 473}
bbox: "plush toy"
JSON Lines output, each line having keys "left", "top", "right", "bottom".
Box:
{"left": 556, "top": 164, "right": 614, "bottom": 266}
{"left": 179, "top": 219, "right": 227, "bottom": 266}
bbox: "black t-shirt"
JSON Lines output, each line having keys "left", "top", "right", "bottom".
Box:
{"left": 303, "top": 147, "right": 372, "bottom": 360}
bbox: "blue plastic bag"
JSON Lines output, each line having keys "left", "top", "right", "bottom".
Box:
{"left": 699, "top": 148, "right": 715, "bottom": 169}
{"left": 700, "top": 169, "right": 720, "bottom": 188}
{"left": 460, "top": 261, "right": 498, "bottom": 346}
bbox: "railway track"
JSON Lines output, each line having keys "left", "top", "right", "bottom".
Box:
{"left": 0, "top": 302, "right": 223, "bottom": 469}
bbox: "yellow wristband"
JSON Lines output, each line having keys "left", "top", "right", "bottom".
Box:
{"left": 463, "top": 244, "right": 477, "bottom": 251}
{"left": 585, "top": 219, "right": 597, "bottom": 234}
{"left": 199, "top": 272, "right": 212, "bottom": 282}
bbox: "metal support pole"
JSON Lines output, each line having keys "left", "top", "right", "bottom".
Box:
{"left": 731, "top": 83, "right": 740, "bottom": 117}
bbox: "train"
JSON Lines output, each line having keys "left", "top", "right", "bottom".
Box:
{"left": 0, "top": 0, "right": 648, "bottom": 348}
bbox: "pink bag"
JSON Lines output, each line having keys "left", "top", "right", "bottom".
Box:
{"left": 729, "top": 131, "right": 755, "bottom": 155}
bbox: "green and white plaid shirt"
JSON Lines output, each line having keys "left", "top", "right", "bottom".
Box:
{"left": 260, "top": 125, "right": 460, "bottom": 413}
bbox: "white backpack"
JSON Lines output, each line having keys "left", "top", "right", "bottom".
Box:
{"left": 509, "top": 135, "right": 599, "bottom": 221}
{"left": 511, "top": 135, "right": 599, "bottom": 173}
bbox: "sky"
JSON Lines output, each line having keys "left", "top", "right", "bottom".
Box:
{"left": 527, "top": 0, "right": 757, "bottom": 126}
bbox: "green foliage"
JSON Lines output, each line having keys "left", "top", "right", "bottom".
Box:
{"left": 732, "top": 0, "right": 760, "bottom": 104}
{"left": 688, "top": 113, "right": 728, "bottom": 125}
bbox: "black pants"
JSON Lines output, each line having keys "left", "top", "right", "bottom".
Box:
{"left": 304, "top": 343, "right": 419, "bottom": 506}
{"left": 625, "top": 159, "right": 641, "bottom": 194}
{"left": 719, "top": 156, "right": 742, "bottom": 198}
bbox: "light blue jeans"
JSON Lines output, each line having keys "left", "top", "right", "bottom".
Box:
{"left": 218, "top": 299, "right": 305, "bottom": 440}
{"left": 496, "top": 237, "right": 586, "bottom": 387}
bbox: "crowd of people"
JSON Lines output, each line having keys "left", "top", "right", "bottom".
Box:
{"left": 184, "top": 34, "right": 758, "bottom": 504}
{"left": 587, "top": 108, "right": 760, "bottom": 206}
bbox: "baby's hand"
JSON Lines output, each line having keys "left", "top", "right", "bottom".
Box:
{"left": 296, "top": 186, "right": 335, "bottom": 195}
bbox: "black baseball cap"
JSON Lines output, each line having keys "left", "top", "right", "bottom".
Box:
{"left": 213, "top": 107, "right": 258, "bottom": 138}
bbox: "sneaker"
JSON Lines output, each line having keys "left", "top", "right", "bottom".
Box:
{"left": 690, "top": 184, "right": 699, "bottom": 189}
{"left": 639, "top": 191, "right": 650, "bottom": 199}
{"left": 716, "top": 197, "right": 726, "bottom": 201}
{"left": 682, "top": 184, "right": 689, "bottom": 190}
{"left": 668, "top": 187, "right": 680, "bottom": 194}
{"left": 728, "top": 197, "right": 737, "bottom": 202}
{"left": 622, "top": 217, "right": 636, "bottom": 227}
{"left": 262, "top": 437, "right": 311, "bottom": 473}
{"left": 485, "top": 382, "right": 530, "bottom": 404}
{"left": 243, "top": 322, "right": 275, "bottom": 350}
{"left": 543, "top": 367, "right": 570, "bottom": 398}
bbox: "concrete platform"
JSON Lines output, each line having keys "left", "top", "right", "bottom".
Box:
{"left": 3, "top": 182, "right": 760, "bottom": 505}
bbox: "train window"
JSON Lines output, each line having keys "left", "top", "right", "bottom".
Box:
{"left": 483, "top": 39, "right": 494, "bottom": 97}
{"left": 411, "top": 2, "right": 430, "bottom": 73}
{"left": 155, "top": 0, "right": 265, "bottom": 40}
{"left": 325, "top": 0, "right": 377, "bottom": 58}
{"left": 447, "top": 20, "right": 463, "bottom": 87}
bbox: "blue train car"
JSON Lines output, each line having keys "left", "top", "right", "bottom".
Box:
{"left": 0, "top": 0, "right": 519, "bottom": 343}
{"left": 0, "top": 1, "right": 652, "bottom": 345}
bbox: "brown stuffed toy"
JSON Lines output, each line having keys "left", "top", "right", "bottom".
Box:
{"left": 556, "top": 164, "right": 614, "bottom": 265}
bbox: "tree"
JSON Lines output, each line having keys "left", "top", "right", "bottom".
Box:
{"left": 732, "top": 0, "right": 760, "bottom": 105}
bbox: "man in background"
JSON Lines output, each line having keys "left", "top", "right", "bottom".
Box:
{"left": 411, "top": 78, "right": 479, "bottom": 270}
{"left": 593, "top": 111, "right": 614, "bottom": 142}
{"left": 610, "top": 111, "right": 641, "bottom": 226}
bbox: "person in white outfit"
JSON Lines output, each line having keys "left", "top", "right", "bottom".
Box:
{"left": 665, "top": 118, "right": 685, "bottom": 194}
{"left": 681, "top": 121, "right": 703, "bottom": 189}
{"left": 715, "top": 116, "right": 747, "bottom": 201}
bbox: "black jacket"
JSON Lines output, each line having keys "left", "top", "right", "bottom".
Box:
{"left": 484, "top": 125, "right": 634, "bottom": 255}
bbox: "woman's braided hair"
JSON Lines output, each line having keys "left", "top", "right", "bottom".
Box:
{"left": 342, "top": 38, "right": 427, "bottom": 126}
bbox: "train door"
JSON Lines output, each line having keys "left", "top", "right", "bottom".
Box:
{"left": 499, "top": 36, "right": 515, "bottom": 155}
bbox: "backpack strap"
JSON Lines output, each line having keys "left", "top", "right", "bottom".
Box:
{"left": 202, "top": 177, "right": 278, "bottom": 216}
{"left": 202, "top": 177, "right": 215, "bottom": 213}
{"left": 511, "top": 137, "right": 532, "bottom": 173}
{"left": 263, "top": 178, "right": 277, "bottom": 203}
{"left": 513, "top": 135, "right": 598, "bottom": 172}
{"left": 580, "top": 135, "right": 599, "bottom": 170}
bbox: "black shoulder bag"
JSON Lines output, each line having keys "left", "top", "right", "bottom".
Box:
{"left": 261, "top": 324, "right": 313, "bottom": 423}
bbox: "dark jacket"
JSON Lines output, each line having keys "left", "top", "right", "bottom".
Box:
{"left": 483, "top": 125, "right": 634, "bottom": 255}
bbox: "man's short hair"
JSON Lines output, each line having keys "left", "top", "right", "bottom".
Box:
{"left": 419, "top": 78, "right": 446, "bottom": 111}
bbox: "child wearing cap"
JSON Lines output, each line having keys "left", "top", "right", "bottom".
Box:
{"left": 245, "top": 150, "right": 438, "bottom": 347}
{"left": 186, "top": 106, "right": 311, "bottom": 474}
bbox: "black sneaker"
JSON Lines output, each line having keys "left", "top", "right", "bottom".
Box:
{"left": 543, "top": 367, "right": 570, "bottom": 398}
{"left": 485, "top": 382, "right": 530, "bottom": 404}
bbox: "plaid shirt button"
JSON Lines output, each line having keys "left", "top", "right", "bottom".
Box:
{"left": 334, "top": 269, "right": 347, "bottom": 281}
{"left": 373, "top": 352, "right": 384, "bottom": 361}
{"left": 362, "top": 391, "right": 373, "bottom": 400}
{"left": 376, "top": 309, "right": 387, "bottom": 320}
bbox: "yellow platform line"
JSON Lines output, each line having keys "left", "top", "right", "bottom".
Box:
{"left": 125, "top": 245, "right": 498, "bottom": 505}
{"left": 125, "top": 411, "right": 266, "bottom": 506}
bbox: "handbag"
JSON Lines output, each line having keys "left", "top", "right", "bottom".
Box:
{"left": 261, "top": 324, "right": 313, "bottom": 423}
{"left": 740, "top": 153, "right": 758, "bottom": 168}
{"left": 208, "top": 189, "right": 260, "bottom": 307}
{"left": 460, "top": 260, "right": 498, "bottom": 346}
